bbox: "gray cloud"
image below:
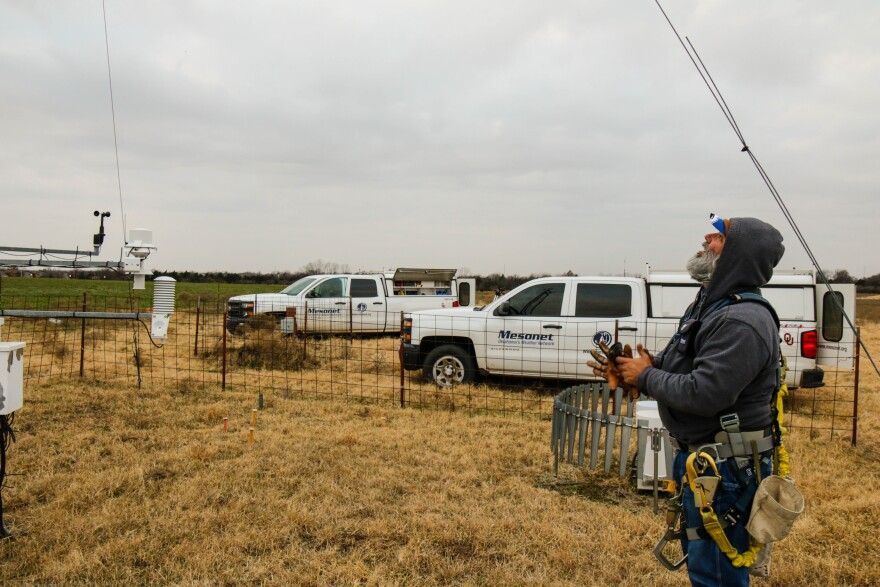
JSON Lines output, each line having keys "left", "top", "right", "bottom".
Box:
{"left": 1, "top": 1, "right": 877, "bottom": 278}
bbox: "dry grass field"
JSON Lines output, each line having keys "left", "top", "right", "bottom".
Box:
{"left": 0, "top": 301, "right": 878, "bottom": 585}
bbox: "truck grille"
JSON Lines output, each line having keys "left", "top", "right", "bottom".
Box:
{"left": 226, "top": 300, "right": 253, "bottom": 318}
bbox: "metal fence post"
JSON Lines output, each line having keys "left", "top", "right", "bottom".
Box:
{"left": 222, "top": 310, "right": 227, "bottom": 391}
{"left": 194, "top": 297, "right": 201, "bottom": 357}
{"left": 303, "top": 300, "right": 308, "bottom": 361}
{"left": 79, "top": 292, "right": 86, "bottom": 377}
{"left": 399, "top": 311, "right": 406, "bottom": 408}
{"left": 852, "top": 326, "right": 861, "bottom": 446}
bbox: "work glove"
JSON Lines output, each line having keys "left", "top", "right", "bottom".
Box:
{"left": 587, "top": 341, "right": 636, "bottom": 398}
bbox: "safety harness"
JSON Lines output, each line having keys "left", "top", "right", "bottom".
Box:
{"left": 654, "top": 292, "right": 787, "bottom": 572}
{"left": 683, "top": 451, "right": 765, "bottom": 568}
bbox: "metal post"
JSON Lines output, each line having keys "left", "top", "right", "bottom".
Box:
{"left": 194, "top": 298, "right": 201, "bottom": 357}
{"left": 652, "top": 429, "right": 661, "bottom": 514}
{"left": 619, "top": 400, "right": 635, "bottom": 477}
{"left": 589, "top": 384, "right": 602, "bottom": 470}
{"left": 79, "top": 292, "right": 86, "bottom": 377}
{"left": 552, "top": 402, "right": 560, "bottom": 476}
{"left": 852, "top": 326, "right": 861, "bottom": 447}
{"left": 222, "top": 310, "right": 227, "bottom": 391}
{"left": 303, "top": 300, "right": 308, "bottom": 361}
{"left": 399, "top": 311, "right": 405, "bottom": 408}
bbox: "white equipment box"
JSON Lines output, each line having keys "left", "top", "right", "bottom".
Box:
{"left": 0, "top": 342, "right": 25, "bottom": 415}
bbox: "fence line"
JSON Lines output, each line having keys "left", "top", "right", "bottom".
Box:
{"left": 0, "top": 294, "right": 860, "bottom": 444}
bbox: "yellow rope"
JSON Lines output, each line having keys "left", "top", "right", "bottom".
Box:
{"left": 699, "top": 507, "right": 764, "bottom": 567}
{"left": 775, "top": 359, "right": 791, "bottom": 478}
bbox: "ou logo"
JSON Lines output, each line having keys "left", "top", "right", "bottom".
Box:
{"left": 356, "top": 303, "right": 368, "bottom": 313}
{"left": 783, "top": 332, "right": 794, "bottom": 346}
{"left": 592, "top": 331, "right": 613, "bottom": 348}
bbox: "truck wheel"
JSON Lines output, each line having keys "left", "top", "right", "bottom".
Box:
{"left": 423, "top": 345, "right": 475, "bottom": 388}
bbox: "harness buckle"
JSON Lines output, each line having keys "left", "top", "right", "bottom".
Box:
{"left": 720, "top": 413, "right": 741, "bottom": 432}
{"left": 694, "top": 442, "right": 722, "bottom": 463}
{"left": 723, "top": 508, "right": 743, "bottom": 526}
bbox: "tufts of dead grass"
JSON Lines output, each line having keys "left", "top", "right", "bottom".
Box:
{"left": 0, "top": 324, "right": 878, "bottom": 584}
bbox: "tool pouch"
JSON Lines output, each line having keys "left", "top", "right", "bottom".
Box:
{"left": 746, "top": 475, "right": 804, "bottom": 543}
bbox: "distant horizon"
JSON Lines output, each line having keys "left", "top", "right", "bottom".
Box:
{"left": 4, "top": 264, "right": 876, "bottom": 283}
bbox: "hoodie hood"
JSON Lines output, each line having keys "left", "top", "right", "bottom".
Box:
{"left": 702, "top": 217, "right": 785, "bottom": 308}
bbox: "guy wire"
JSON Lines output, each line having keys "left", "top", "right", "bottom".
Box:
{"left": 102, "top": 0, "right": 127, "bottom": 242}
{"left": 654, "top": 0, "right": 879, "bottom": 377}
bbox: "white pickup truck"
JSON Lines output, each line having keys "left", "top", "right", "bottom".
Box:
{"left": 402, "top": 268, "right": 855, "bottom": 389}
{"left": 226, "top": 268, "right": 475, "bottom": 334}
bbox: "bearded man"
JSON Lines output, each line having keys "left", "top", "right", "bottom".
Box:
{"left": 616, "top": 214, "right": 784, "bottom": 586}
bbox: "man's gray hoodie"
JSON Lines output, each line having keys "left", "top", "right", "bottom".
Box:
{"left": 638, "top": 217, "right": 785, "bottom": 445}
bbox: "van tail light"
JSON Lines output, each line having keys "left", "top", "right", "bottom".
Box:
{"left": 453, "top": 301, "right": 460, "bottom": 307}
{"left": 801, "top": 330, "right": 818, "bottom": 359}
{"left": 403, "top": 318, "right": 412, "bottom": 343}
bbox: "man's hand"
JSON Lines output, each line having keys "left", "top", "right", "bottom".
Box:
{"left": 587, "top": 341, "right": 633, "bottom": 395}
{"left": 616, "top": 344, "right": 655, "bottom": 396}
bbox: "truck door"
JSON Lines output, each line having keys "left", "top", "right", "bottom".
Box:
{"left": 563, "top": 282, "right": 641, "bottom": 379}
{"left": 816, "top": 284, "right": 856, "bottom": 370}
{"left": 485, "top": 281, "right": 565, "bottom": 376}
{"left": 350, "top": 277, "right": 385, "bottom": 332}
{"left": 303, "top": 277, "right": 349, "bottom": 332}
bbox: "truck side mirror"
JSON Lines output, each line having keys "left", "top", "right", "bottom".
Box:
{"left": 494, "top": 301, "right": 510, "bottom": 316}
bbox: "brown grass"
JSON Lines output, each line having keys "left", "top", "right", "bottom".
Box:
{"left": 0, "top": 304, "right": 877, "bottom": 584}
{"left": 856, "top": 294, "right": 880, "bottom": 324}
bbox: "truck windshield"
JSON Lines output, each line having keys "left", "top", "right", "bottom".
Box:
{"left": 280, "top": 277, "right": 318, "bottom": 296}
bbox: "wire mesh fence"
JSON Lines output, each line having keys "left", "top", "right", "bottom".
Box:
{"left": 0, "top": 293, "right": 861, "bottom": 443}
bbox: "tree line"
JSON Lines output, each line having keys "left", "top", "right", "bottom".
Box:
{"left": 4, "top": 264, "right": 878, "bottom": 293}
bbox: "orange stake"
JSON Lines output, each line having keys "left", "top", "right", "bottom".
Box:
{"left": 223, "top": 417, "right": 228, "bottom": 433}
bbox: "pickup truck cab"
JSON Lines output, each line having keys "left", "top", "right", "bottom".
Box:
{"left": 402, "top": 269, "right": 854, "bottom": 389}
{"left": 227, "top": 268, "right": 475, "bottom": 334}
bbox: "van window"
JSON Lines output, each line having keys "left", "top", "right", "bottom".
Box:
{"left": 351, "top": 278, "right": 378, "bottom": 298}
{"left": 649, "top": 284, "right": 699, "bottom": 318}
{"left": 576, "top": 284, "right": 633, "bottom": 318}
{"left": 761, "top": 286, "right": 814, "bottom": 321}
{"left": 822, "top": 291, "right": 844, "bottom": 342}
{"left": 458, "top": 282, "right": 471, "bottom": 306}
{"left": 506, "top": 283, "right": 565, "bottom": 317}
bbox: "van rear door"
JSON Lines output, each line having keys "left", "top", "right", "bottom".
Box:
{"left": 816, "top": 284, "right": 857, "bottom": 369}
{"left": 455, "top": 278, "right": 477, "bottom": 308}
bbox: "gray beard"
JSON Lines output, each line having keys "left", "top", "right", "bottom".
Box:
{"left": 687, "top": 250, "right": 719, "bottom": 286}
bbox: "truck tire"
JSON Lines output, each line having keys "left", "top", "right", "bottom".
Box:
{"left": 423, "top": 344, "right": 475, "bottom": 388}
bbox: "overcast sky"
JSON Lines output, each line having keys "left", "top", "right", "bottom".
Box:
{"left": 1, "top": 1, "right": 877, "bottom": 279}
